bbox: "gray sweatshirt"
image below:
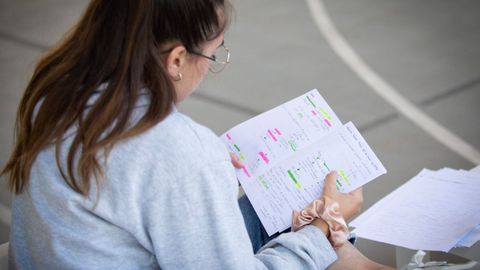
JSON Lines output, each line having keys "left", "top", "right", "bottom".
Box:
{"left": 9, "top": 108, "right": 337, "bottom": 269}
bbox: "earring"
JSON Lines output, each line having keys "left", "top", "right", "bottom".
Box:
{"left": 173, "top": 73, "right": 183, "bottom": 81}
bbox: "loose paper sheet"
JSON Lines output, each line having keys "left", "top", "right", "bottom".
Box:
{"left": 351, "top": 169, "right": 480, "bottom": 252}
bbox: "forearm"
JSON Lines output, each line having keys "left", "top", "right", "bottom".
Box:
{"left": 256, "top": 225, "right": 337, "bottom": 269}
{"left": 326, "top": 242, "right": 395, "bottom": 270}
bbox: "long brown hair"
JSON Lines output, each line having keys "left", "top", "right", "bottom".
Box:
{"left": 2, "top": 0, "right": 231, "bottom": 195}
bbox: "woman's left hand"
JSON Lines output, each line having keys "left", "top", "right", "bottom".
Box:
{"left": 230, "top": 153, "right": 243, "bottom": 169}
{"left": 322, "top": 172, "right": 363, "bottom": 221}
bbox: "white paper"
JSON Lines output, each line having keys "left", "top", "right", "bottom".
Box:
{"left": 352, "top": 169, "right": 480, "bottom": 252}
{"left": 247, "top": 122, "right": 386, "bottom": 234}
{"left": 455, "top": 166, "right": 480, "bottom": 247}
{"left": 350, "top": 169, "right": 437, "bottom": 229}
{"left": 221, "top": 90, "right": 386, "bottom": 236}
{"left": 222, "top": 89, "right": 342, "bottom": 177}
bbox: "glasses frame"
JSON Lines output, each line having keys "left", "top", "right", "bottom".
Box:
{"left": 189, "top": 41, "right": 230, "bottom": 73}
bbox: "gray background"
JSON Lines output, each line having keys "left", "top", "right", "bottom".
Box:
{"left": 1, "top": 0, "right": 479, "bottom": 267}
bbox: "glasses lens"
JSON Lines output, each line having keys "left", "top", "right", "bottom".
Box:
{"left": 209, "top": 46, "right": 230, "bottom": 73}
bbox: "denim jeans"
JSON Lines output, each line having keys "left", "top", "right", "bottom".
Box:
{"left": 238, "top": 195, "right": 282, "bottom": 253}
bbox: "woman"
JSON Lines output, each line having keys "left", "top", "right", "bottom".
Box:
{"left": 3, "top": 0, "right": 384, "bottom": 269}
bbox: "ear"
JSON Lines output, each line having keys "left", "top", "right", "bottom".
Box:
{"left": 165, "top": 46, "right": 188, "bottom": 79}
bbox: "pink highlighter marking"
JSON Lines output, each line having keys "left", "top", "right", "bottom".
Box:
{"left": 312, "top": 110, "right": 317, "bottom": 116}
{"left": 242, "top": 166, "right": 251, "bottom": 177}
{"left": 267, "top": 130, "right": 278, "bottom": 141}
{"left": 259, "top": 152, "right": 270, "bottom": 164}
{"left": 226, "top": 133, "right": 232, "bottom": 140}
{"left": 274, "top": 128, "right": 282, "bottom": 135}
{"left": 324, "top": 119, "right": 332, "bottom": 127}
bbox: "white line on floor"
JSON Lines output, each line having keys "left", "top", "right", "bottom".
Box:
{"left": 305, "top": 0, "right": 480, "bottom": 165}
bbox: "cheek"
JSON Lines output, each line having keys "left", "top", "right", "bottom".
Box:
{"left": 190, "top": 57, "right": 209, "bottom": 80}
{"left": 188, "top": 60, "right": 209, "bottom": 89}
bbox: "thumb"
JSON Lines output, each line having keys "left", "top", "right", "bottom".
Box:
{"left": 230, "top": 152, "right": 243, "bottom": 169}
{"left": 323, "top": 171, "right": 338, "bottom": 196}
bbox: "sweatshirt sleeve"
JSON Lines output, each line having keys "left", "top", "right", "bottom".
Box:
{"left": 143, "top": 160, "right": 337, "bottom": 270}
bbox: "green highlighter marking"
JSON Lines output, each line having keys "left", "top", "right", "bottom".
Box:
{"left": 234, "top": 144, "right": 241, "bottom": 151}
{"left": 339, "top": 169, "right": 351, "bottom": 185}
{"left": 287, "top": 170, "right": 302, "bottom": 189}
{"left": 288, "top": 140, "right": 297, "bottom": 152}
{"left": 258, "top": 176, "right": 269, "bottom": 190}
{"left": 306, "top": 96, "right": 316, "bottom": 108}
{"left": 319, "top": 108, "right": 332, "bottom": 121}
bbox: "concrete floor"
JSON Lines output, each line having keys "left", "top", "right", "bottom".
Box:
{"left": 1, "top": 0, "right": 479, "bottom": 267}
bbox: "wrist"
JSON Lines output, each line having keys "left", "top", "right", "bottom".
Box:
{"left": 311, "top": 218, "right": 330, "bottom": 238}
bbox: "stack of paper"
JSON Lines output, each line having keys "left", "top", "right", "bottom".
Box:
{"left": 350, "top": 167, "right": 480, "bottom": 252}
{"left": 221, "top": 89, "right": 386, "bottom": 236}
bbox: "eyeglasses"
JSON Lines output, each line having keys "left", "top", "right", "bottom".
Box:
{"left": 189, "top": 41, "right": 230, "bottom": 73}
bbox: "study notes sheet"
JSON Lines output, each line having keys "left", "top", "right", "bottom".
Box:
{"left": 222, "top": 89, "right": 343, "bottom": 178}
{"left": 221, "top": 90, "right": 386, "bottom": 236}
{"left": 243, "top": 122, "right": 386, "bottom": 234}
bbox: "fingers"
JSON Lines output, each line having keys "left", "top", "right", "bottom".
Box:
{"left": 230, "top": 152, "right": 243, "bottom": 169}
{"left": 323, "top": 171, "right": 338, "bottom": 196}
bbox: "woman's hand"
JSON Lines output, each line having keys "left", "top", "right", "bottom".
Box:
{"left": 322, "top": 171, "right": 363, "bottom": 221}
{"left": 230, "top": 153, "right": 243, "bottom": 169}
{"left": 309, "top": 171, "right": 363, "bottom": 235}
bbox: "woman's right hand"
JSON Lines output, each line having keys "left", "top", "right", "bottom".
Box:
{"left": 322, "top": 171, "right": 363, "bottom": 221}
